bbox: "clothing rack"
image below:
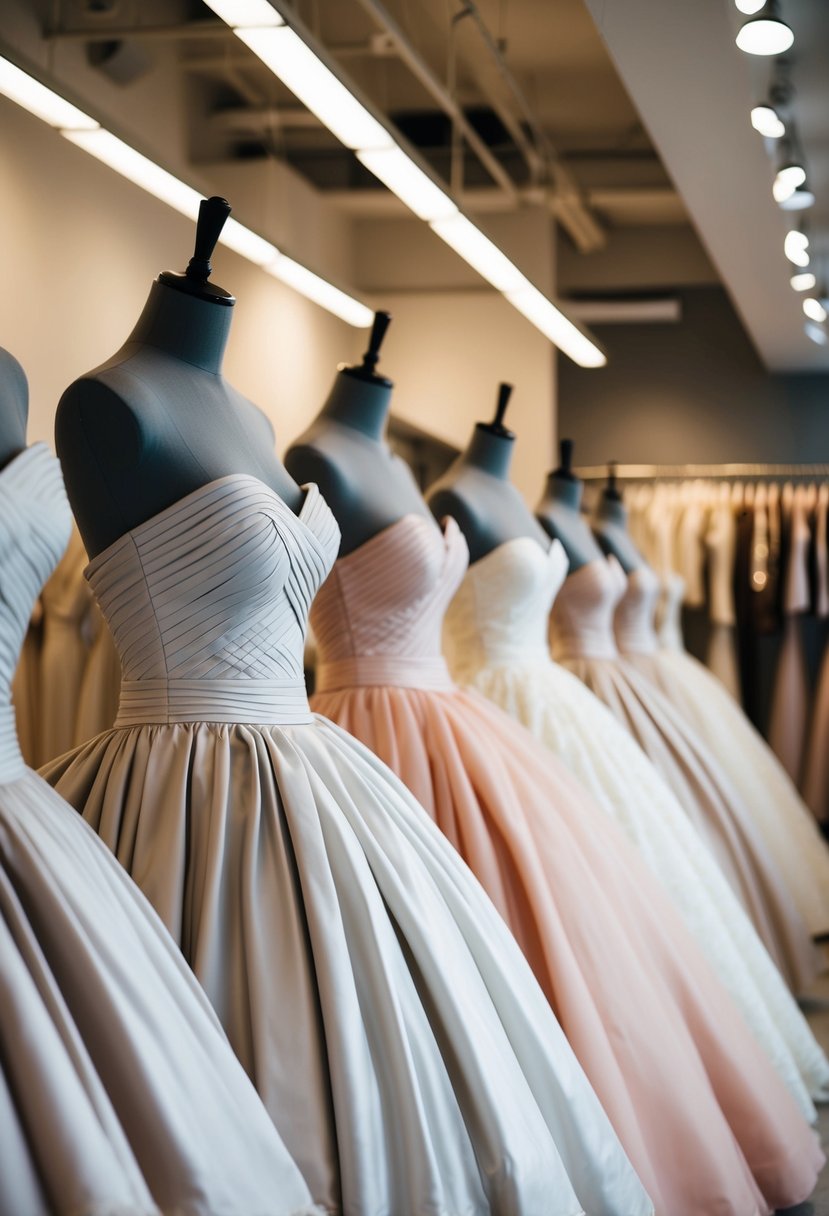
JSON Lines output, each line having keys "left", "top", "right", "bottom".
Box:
{"left": 576, "top": 462, "right": 829, "bottom": 481}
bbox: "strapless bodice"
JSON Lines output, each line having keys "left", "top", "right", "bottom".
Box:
{"left": 0, "top": 445, "right": 72, "bottom": 779}
{"left": 85, "top": 476, "right": 339, "bottom": 726}
{"left": 614, "top": 563, "right": 661, "bottom": 657}
{"left": 656, "top": 571, "right": 687, "bottom": 652}
{"left": 311, "top": 514, "right": 468, "bottom": 691}
{"left": 548, "top": 557, "right": 626, "bottom": 661}
{"left": 444, "top": 536, "right": 568, "bottom": 676}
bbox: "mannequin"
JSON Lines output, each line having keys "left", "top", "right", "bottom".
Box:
{"left": 0, "top": 347, "right": 29, "bottom": 470}
{"left": 284, "top": 312, "right": 430, "bottom": 554}
{"left": 593, "top": 466, "right": 644, "bottom": 573}
{"left": 56, "top": 197, "right": 301, "bottom": 558}
{"left": 535, "top": 439, "right": 603, "bottom": 571}
{"left": 426, "top": 384, "right": 548, "bottom": 563}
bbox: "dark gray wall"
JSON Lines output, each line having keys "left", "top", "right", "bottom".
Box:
{"left": 558, "top": 286, "right": 829, "bottom": 467}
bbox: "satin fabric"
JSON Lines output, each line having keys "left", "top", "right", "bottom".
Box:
{"left": 444, "top": 536, "right": 829, "bottom": 1111}
{"left": 42, "top": 474, "right": 651, "bottom": 1216}
{"left": 0, "top": 447, "right": 321, "bottom": 1216}
{"left": 311, "top": 512, "right": 823, "bottom": 1216}
{"left": 550, "top": 555, "right": 819, "bottom": 993}
{"left": 616, "top": 561, "right": 829, "bottom": 940}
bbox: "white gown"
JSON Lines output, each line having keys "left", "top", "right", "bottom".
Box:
{"left": 41, "top": 472, "right": 652, "bottom": 1216}
{"left": 443, "top": 535, "right": 829, "bottom": 1114}
{"left": 0, "top": 445, "right": 321, "bottom": 1216}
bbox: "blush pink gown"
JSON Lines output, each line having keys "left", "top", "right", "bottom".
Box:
{"left": 311, "top": 512, "right": 823, "bottom": 1216}
{"left": 549, "top": 556, "right": 820, "bottom": 994}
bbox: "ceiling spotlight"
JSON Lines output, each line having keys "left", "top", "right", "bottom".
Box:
{"left": 751, "top": 104, "right": 785, "bottom": 138}
{"left": 791, "top": 272, "right": 817, "bottom": 291}
{"left": 736, "top": 2, "right": 794, "bottom": 55}
{"left": 735, "top": 0, "right": 766, "bottom": 12}
{"left": 805, "top": 322, "right": 828, "bottom": 346}
{"left": 784, "top": 229, "right": 810, "bottom": 266}
{"left": 803, "top": 297, "right": 827, "bottom": 324}
{"left": 779, "top": 184, "right": 815, "bottom": 211}
{"left": 773, "top": 151, "right": 806, "bottom": 201}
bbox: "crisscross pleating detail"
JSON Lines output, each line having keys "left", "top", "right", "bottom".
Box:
{"left": 85, "top": 477, "right": 340, "bottom": 726}
{"left": 548, "top": 557, "right": 626, "bottom": 662}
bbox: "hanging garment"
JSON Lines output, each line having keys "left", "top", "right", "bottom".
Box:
{"left": 0, "top": 445, "right": 322, "bottom": 1216}
{"left": 769, "top": 485, "right": 812, "bottom": 782}
{"left": 40, "top": 474, "right": 652, "bottom": 1216}
{"left": 310, "top": 512, "right": 823, "bottom": 1215}
{"left": 614, "top": 559, "right": 829, "bottom": 939}
{"left": 704, "top": 488, "right": 742, "bottom": 701}
{"left": 549, "top": 554, "right": 820, "bottom": 993}
{"left": 655, "top": 571, "right": 686, "bottom": 651}
{"left": 11, "top": 595, "right": 42, "bottom": 767}
{"left": 442, "top": 532, "right": 829, "bottom": 1112}
{"left": 803, "top": 484, "right": 829, "bottom": 823}
{"left": 73, "top": 602, "right": 121, "bottom": 746}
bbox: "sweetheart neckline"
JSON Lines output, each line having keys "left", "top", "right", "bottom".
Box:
{"left": 465, "top": 533, "right": 566, "bottom": 577}
{"left": 334, "top": 511, "right": 459, "bottom": 568}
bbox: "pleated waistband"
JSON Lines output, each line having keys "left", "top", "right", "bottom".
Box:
{"left": 0, "top": 704, "right": 25, "bottom": 783}
{"left": 549, "top": 629, "right": 620, "bottom": 662}
{"left": 114, "top": 678, "right": 314, "bottom": 726}
{"left": 315, "top": 655, "right": 455, "bottom": 693}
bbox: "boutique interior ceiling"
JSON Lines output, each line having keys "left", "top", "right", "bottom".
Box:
{"left": 3, "top": 0, "right": 828, "bottom": 370}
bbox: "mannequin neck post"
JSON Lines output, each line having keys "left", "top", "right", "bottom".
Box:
{"left": 595, "top": 493, "right": 628, "bottom": 530}
{"left": 543, "top": 472, "right": 583, "bottom": 512}
{"left": 126, "top": 279, "right": 233, "bottom": 374}
{"left": 462, "top": 424, "right": 515, "bottom": 480}
{"left": 319, "top": 370, "right": 393, "bottom": 440}
{"left": 0, "top": 348, "right": 29, "bottom": 470}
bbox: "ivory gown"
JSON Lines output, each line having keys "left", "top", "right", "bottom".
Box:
{"left": 40, "top": 474, "right": 653, "bottom": 1216}
{"left": 549, "top": 553, "right": 820, "bottom": 993}
{"left": 614, "top": 559, "right": 829, "bottom": 939}
{"left": 443, "top": 533, "right": 829, "bottom": 1112}
{"left": 0, "top": 446, "right": 321, "bottom": 1216}
{"left": 311, "top": 511, "right": 824, "bottom": 1216}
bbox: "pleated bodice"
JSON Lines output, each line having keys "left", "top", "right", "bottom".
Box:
{"left": 614, "top": 565, "right": 661, "bottom": 657}
{"left": 549, "top": 557, "right": 626, "bottom": 662}
{"left": 0, "top": 445, "right": 71, "bottom": 780}
{"left": 85, "top": 476, "right": 339, "bottom": 725}
{"left": 311, "top": 513, "right": 467, "bottom": 691}
{"left": 443, "top": 536, "right": 569, "bottom": 675}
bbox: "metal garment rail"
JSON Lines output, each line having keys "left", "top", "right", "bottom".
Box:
{"left": 576, "top": 463, "right": 829, "bottom": 480}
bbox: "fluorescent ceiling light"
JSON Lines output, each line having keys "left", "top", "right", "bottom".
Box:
{"left": 429, "top": 214, "right": 526, "bottom": 292}
{"left": 750, "top": 104, "right": 785, "bottom": 138}
{"left": 505, "top": 283, "right": 606, "bottom": 368}
{"left": 791, "top": 272, "right": 816, "bottom": 291}
{"left": 357, "top": 146, "right": 458, "bottom": 222}
{"left": 219, "top": 217, "right": 278, "bottom": 265}
{"left": 267, "top": 255, "right": 373, "bottom": 327}
{"left": 63, "top": 128, "right": 203, "bottom": 219}
{"left": 803, "top": 297, "right": 827, "bottom": 324}
{"left": 735, "top": 0, "right": 766, "bottom": 12}
{"left": 736, "top": 16, "right": 794, "bottom": 55}
{"left": 779, "top": 184, "right": 815, "bottom": 211}
{"left": 0, "top": 57, "right": 98, "bottom": 130}
{"left": 784, "top": 230, "right": 810, "bottom": 266}
{"left": 805, "top": 322, "right": 828, "bottom": 346}
{"left": 236, "top": 26, "right": 392, "bottom": 151}
{"left": 201, "top": 0, "right": 283, "bottom": 26}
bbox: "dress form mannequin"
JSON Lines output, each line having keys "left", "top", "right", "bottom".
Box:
{"left": 284, "top": 312, "right": 430, "bottom": 554}
{"left": 535, "top": 439, "right": 603, "bottom": 571}
{"left": 56, "top": 197, "right": 301, "bottom": 558}
{"left": 0, "top": 347, "right": 29, "bottom": 470}
{"left": 593, "top": 467, "right": 644, "bottom": 574}
{"left": 426, "top": 384, "right": 548, "bottom": 563}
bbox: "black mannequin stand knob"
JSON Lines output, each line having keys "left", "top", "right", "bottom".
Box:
{"left": 159, "top": 195, "right": 235, "bottom": 306}
{"left": 361, "top": 311, "right": 392, "bottom": 375}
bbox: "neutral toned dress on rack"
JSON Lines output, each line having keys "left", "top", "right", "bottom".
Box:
{"left": 73, "top": 602, "right": 121, "bottom": 747}
{"left": 41, "top": 475, "right": 654, "bottom": 1216}
{"left": 310, "top": 510, "right": 827, "bottom": 1216}
{"left": 549, "top": 554, "right": 820, "bottom": 993}
{"left": 704, "top": 487, "right": 742, "bottom": 701}
{"left": 0, "top": 445, "right": 323, "bottom": 1216}
{"left": 769, "top": 484, "right": 812, "bottom": 783}
{"left": 614, "top": 558, "right": 829, "bottom": 939}
{"left": 38, "top": 527, "right": 95, "bottom": 765}
{"left": 443, "top": 531, "right": 829, "bottom": 1112}
{"left": 803, "top": 484, "right": 829, "bottom": 823}
{"left": 11, "top": 595, "right": 42, "bottom": 768}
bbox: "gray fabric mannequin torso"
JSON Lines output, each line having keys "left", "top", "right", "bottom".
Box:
{"left": 593, "top": 493, "right": 644, "bottom": 574}
{"left": 56, "top": 280, "right": 302, "bottom": 559}
{"left": 0, "top": 348, "right": 29, "bottom": 471}
{"left": 285, "top": 316, "right": 431, "bottom": 555}
{"left": 426, "top": 399, "right": 548, "bottom": 565}
{"left": 536, "top": 464, "right": 603, "bottom": 572}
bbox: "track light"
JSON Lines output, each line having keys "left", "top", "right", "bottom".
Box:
{"left": 803, "top": 297, "right": 827, "bottom": 324}
{"left": 735, "top": 0, "right": 766, "bottom": 12}
{"left": 784, "top": 229, "right": 810, "bottom": 266}
{"left": 791, "top": 272, "right": 817, "bottom": 292}
{"left": 805, "top": 323, "right": 828, "bottom": 346}
{"left": 779, "top": 184, "right": 815, "bottom": 211}
{"left": 750, "top": 104, "right": 785, "bottom": 138}
{"left": 736, "top": 2, "right": 794, "bottom": 55}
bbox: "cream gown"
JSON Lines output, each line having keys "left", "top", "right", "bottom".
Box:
{"left": 443, "top": 534, "right": 829, "bottom": 1112}
{"left": 768, "top": 484, "right": 812, "bottom": 783}
{"left": 0, "top": 445, "right": 322, "bottom": 1216}
{"left": 41, "top": 473, "right": 653, "bottom": 1216}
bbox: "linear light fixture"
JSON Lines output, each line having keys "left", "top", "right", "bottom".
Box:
{"left": 0, "top": 54, "right": 372, "bottom": 327}
{"left": 205, "top": 0, "right": 606, "bottom": 368}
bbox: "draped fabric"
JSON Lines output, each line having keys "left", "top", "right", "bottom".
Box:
{"left": 0, "top": 447, "right": 321, "bottom": 1216}
{"left": 311, "top": 512, "right": 823, "bottom": 1216}
{"left": 42, "top": 475, "right": 652, "bottom": 1216}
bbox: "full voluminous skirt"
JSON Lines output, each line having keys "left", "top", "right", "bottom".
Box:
{"left": 312, "top": 682, "right": 824, "bottom": 1216}
{"left": 0, "top": 769, "right": 321, "bottom": 1216}
{"left": 42, "top": 717, "right": 652, "bottom": 1216}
